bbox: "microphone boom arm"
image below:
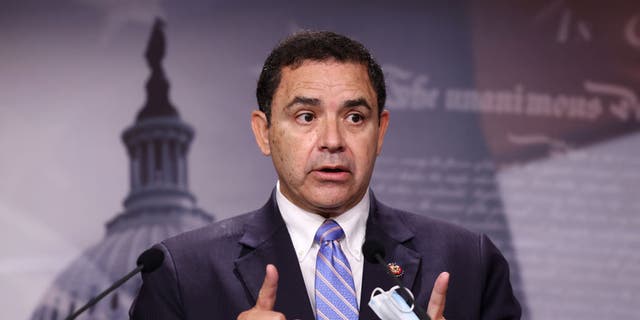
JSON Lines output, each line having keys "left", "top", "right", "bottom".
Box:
{"left": 65, "top": 264, "right": 144, "bottom": 320}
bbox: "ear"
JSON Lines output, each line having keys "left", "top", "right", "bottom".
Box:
{"left": 251, "top": 110, "right": 271, "bottom": 156}
{"left": 376, "top": 110, "right": 390, "bottom": 155}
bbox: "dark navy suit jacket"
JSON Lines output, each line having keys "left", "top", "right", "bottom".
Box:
{"left": 130, "top": 193, "right": 521, "bottom": 319}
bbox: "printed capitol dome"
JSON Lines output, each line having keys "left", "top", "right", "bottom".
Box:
{"left": 31, "top": 19, "right": 214, "bottom": 320}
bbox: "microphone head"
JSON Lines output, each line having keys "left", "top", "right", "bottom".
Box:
{"left": 137, "top": 248, "right": 165, "bottom": 273}
{"left": 362, "top": 240, "right": 386, "bottom": 264}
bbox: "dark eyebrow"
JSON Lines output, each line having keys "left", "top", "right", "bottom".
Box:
{"left": 342, "top": 98, "right": 371, "bottom": 110}
{"left": 285, "top": 96, "right": 321, "bottom": 109}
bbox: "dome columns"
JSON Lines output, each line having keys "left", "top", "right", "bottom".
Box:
{"left": 122, "top": 117, "right": 195, "bottom": 210}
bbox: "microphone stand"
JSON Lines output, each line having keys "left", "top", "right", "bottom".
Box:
{"left": 65, "top": 265, "right": 144, "bottom": 320}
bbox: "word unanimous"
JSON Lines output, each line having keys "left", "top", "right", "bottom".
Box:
{"left": 385, "top": 65, "right": 640, "bottom": 123}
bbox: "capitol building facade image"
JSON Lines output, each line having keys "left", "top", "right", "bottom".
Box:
{"left": 30, "top": 20, "right": 214, "bottom": 320}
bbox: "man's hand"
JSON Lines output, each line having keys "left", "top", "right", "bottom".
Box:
{"left": 426, "top": 272, "right": 449, "bottom": 320}
{"left": 237, "top": 264, "right": 286, "bottom": 320}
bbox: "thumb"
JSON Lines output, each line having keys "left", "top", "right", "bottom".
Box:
{"left": 255, "top": 264, "right": 279, "bottom": 310}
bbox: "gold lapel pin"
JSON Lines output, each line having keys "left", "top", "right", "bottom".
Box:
{"left": 387, "top": 262, "right": 404, "bottom": 277}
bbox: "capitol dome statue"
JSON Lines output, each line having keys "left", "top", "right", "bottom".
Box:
{"left": 31, "top": 19, "right": 214, "bottom": 320}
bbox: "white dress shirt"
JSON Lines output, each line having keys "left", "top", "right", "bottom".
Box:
{"left": 276, "top": 181, "right": 369, "bottom": 314}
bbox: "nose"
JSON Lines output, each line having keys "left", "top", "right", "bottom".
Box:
{"left": 318, "top": 118, "right": 344, "bottom": 153}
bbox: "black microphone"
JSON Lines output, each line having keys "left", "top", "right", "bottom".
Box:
{"left": 362, "top": 240, "right": 430, "bottom": 320}
{"left": 65, "top": 247, "right": 165, "bottom": 320}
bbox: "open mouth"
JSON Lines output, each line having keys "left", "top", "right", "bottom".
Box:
{"left": 312, "top": 166, "right": 351, "bottom": 181}
{"left": 315, "top": 165, "right": 350, "bottom": 173}
{"left": 319, "top": 167, "right": 346, "bottom": 173}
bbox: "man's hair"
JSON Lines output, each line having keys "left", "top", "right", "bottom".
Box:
{"left": 256, "top": 30, "right": 386, "bottom": 123}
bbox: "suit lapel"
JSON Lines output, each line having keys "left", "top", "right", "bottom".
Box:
{"left": 359, "top": 196, "right": 422, "bottom": 320}
{"left": 233, "top": 193, "right": 315, "bottom": 319}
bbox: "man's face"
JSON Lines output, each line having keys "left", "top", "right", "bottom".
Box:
{"left": 251, "top": 60, "right": 389, "bottom": 216}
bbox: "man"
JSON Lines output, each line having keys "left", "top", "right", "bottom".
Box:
{"left": 130, "top": 31, "right": 521, "bottom": 320}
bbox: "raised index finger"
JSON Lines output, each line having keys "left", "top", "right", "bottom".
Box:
{"left": 427, "top": 272, "right": 449, "bottom": 319}
{"left": 255, "top": 264, "right": 279, "bottom": 310}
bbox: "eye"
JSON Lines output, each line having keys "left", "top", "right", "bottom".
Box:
{"left": 295, "top": 112, "right": 315, "bottom": 124}
{"left": 346, "top": 113, "right": 364, "bottom": 124}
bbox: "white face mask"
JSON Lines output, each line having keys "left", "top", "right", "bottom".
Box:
{"left": 368, "top": 286, "right": 420, "bottom": 320}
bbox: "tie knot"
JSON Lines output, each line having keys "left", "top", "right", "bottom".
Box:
{"left": 315, "top": 220, "right": 345, "bottom": 243}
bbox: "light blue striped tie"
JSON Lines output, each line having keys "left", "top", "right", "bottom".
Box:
{"left": 315, "top": 220, "right": 359, "bottom": 320}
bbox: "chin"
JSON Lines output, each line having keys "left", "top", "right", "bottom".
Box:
{"left": 308, "top": 192, "right": 356, "bottom": 214}
{"left": 300, "top": 181, "right": 365, "bottom": 211}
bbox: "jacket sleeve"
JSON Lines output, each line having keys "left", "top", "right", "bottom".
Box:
{"left": 479, "top": 234, "right": 522, "bottom": 320}
{"left": 129, "top": 243, "right": 185, "bottom": 320}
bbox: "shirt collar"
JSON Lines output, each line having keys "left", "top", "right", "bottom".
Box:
{"left": 276, "top": 181, "right": 369, "bottom": 262}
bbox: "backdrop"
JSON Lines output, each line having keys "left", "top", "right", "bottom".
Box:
{"left": 1, "top": 1, "right": 639, "bottom": 319}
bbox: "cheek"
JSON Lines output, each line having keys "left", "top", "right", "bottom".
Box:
{"left": 271, "top": 128, "right": 309, "bottom": 175}
{"left": 270, "top": 129, "right": 287, "bottom": 163}
{"left": 352, "top": 135, "right": 379, "bottom": 171}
